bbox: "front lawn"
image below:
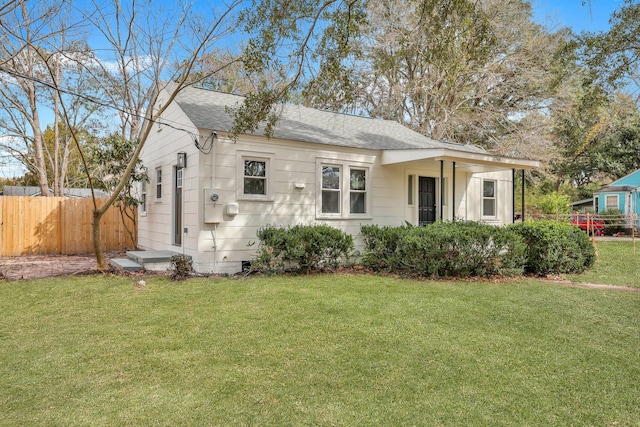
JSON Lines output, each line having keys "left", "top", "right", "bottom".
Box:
{"left": 1, "top": 275, "right": 639, "bottom": 426}
{"left": 566, "top": 240, "right": 640, "bottom": 287}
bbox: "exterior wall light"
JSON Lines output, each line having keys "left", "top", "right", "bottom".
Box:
{"left": 177, "top": 152, "right": 187, "bottom": 169}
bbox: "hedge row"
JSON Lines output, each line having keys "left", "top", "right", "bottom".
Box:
{"left": 253, "top": 224, "right": 354, "bottom": 274}
{"left": 252, "top": 221, "right": 596, "bottom": 277}
{"left": 361, "top": 221, "right": 527, "bottom": 278}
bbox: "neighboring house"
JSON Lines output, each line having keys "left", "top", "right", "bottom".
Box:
{"left": 138, "top": 85, "right": 539, "bottom": 274}
{"left": 594, "top": 169, "right": 640, "bottom": 227}
{"left": 571, "top": 198, "right": 595, "bottom": 212}
{"left": 1, "top": 185, "right": 109, "bottom": 198}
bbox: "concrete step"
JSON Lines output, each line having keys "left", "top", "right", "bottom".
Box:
{"left": 110, "top": 258, "right": 144, "bottom": 272}
{"left": 126, "top": 250, "right": 190, "bottom": 272}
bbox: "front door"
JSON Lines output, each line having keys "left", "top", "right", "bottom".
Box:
{"left": 174, "top": 167, "right": 183, "bottom": 245}
{"left": 418, "top": 176, "right": 436, "bottom": 225}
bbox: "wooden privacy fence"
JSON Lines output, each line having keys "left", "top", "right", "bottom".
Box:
{"left": 0, "top": 196, "right": 136, "bottom": 256}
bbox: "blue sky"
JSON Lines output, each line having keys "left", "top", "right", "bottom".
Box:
{"left": 0, "top": 0, "right": 628, "bottom": 179}
{"left": 532, "top": 0, "right": 624, "bottom": 33}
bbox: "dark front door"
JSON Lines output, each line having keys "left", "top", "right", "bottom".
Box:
{"left": 419, "top": 176, "right": 436, "bottom": 225}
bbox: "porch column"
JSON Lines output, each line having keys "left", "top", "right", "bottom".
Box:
{"left": 521, "top": 169, "right": 526, "bottom": 221}
{"left": 452, "top": 162, "right": 456, "bottom": 220}
{"left": 440, "top": 160, "right": 444, "bottom": 221}
{"left": 512, "top": 169, "right": 516, "bottom": 223}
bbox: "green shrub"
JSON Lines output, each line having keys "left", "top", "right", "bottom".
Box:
{"left": 509, "top": 220, "right": 596, "bottom": 275}
{"left": 254, "top": 224, "right": 354, "bottom": 274}
{"left": 539, "top": 192, "right": 571, "bottom": 217}
{"left": 360, "top": 225, "right": 412, "bottom": 271}
{"left": 361, "top": 221, "right": 526, "bottom": 278}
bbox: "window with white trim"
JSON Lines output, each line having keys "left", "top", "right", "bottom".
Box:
{"left": 237, "top": 152, "right": 275, "bottom": 201}
{"left": 155, "top": 167, "right": 162, "bottom": 199}
{"left": 322, "top": 165, "right": 341, "bottom": 214}
{"left": 605, "top": 194, "right": 618, "bottom": 210}
{"left": 140, "top": 181, "right": 147, "bottom": 214}
{"left": 176, "top": 168, "right": 183, "bottom": 188}
{"left": 244, "top": 159, "right": 267, "bottom": 195}
{"left": 407, "top": 174, "right": 414, "bottom": 205}
{"left": 482, "top": 179, "right": 496, "bottom": 217}
{"left": 349, "top": 168, "right": 366, "bottom": 214}
{"left": 318, "top": 160, "right": 371, "bottom": 218}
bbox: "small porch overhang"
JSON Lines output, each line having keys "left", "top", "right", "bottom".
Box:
{"left": 380, "top": 148, "right": 539, "bottom": 172}
{"left": 382, "top": 148, "right": 539, "bottom": 223}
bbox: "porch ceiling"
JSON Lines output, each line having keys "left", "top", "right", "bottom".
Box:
{"left": 381, "top": 148, "right": 540, "bottom": 173}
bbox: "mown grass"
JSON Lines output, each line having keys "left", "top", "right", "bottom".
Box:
{"left": 566, "top": 240, "right": 640, "bottom": 287}
{"left": 1, "top": 274, "right": 639, "bottom": 426}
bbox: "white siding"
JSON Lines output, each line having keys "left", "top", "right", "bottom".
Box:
{"left": 137, "top": 99, "right": 200, "bottom": 262}
{"left": 141, "top": 107, "right": 518, "bottom": 274}
{"left": 466, "top": 170, "right": 514, "bottom": 223}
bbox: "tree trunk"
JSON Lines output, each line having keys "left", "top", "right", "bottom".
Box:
{"left": 91, "top": 209, "right": 108, "bottom": 269}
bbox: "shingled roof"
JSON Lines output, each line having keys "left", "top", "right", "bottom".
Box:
{"left": 168, "top": 84, "right": 488, "bottom": 155}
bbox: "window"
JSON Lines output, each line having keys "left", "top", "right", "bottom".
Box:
{"left": 322, "top": 165, "right": 341, "bottom": 214}
{"left": 176, "top": 168, "right": 183, "bottom": 188}
{"left": 140, "top": 181, "right": 147, "bottom": 214}
{"left": 482, "top": 179, "right": 496, "bottom": 217}
{"left": 155, "top": 167, "right": 162, "bottom": 199}
{"left": 605, "top": 195, "right": 618, "bottom": 210}
{"left": 244, "top": 160, "right": 267, "bottom": 195}
{"left": 237, "top": 152, "right": 275, "bottom": 201}
{"left": 407, "top": 174, "right": 414, "bottom": 205}
{"left": 350, "top": 168, "right": 366, "bottom": 214}
{"left": 317, "top": 159, "right": 371, "bottom": 218}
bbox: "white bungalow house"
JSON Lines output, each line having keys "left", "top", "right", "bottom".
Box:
{"left": 137, "top": 84, "right": 539, "bottom": 274}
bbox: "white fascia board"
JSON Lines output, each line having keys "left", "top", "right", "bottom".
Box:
{"left": 381, "top": 148, "right": 540, "bottom": 170}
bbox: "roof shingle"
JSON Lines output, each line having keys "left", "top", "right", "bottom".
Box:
{"left": 170, "top": 85, "right": 487, "bottom": 154}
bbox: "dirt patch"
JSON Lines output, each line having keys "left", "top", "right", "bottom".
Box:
{"left": 541, "top": 279, "right": 640, "bottom": 293}
{"left": 0, "top": 253, "right": 117, "bottom": 280}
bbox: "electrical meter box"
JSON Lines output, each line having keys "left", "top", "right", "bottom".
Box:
{"left": 203, "top": 189, "right": 224, "bottom": 223}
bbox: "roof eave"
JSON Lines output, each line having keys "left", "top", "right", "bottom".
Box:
{"left": 381, "top": 148, "right": 540, "bottom": 171}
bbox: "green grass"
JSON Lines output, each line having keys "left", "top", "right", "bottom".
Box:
{"left": 566, "top": 240, "right": 640, "bottom": 287}
{"left": 1, "top": 274, "right": 639, "bottom": 426}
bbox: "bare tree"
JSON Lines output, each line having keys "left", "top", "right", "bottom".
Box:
{"left": 0, "top": 1, "right": 102, "bottom": 196}
{"left": 2, "top": 0, "right": 373, "bottom": 268}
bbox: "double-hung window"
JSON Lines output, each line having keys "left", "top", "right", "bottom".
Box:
{"left": 155, "top": 167, "right": 162, "bottom": 199}
{"left": 605, "top": 195, "right": 618, "bottom": 210}
{"left": 349, "top": 168, "right": 366, "bottom": 214}
{"left": 244, "top": 160, "right": 267, "bottom": 195}
{"left": 318, "top": 159, "right": 370, "bottom": 218}
{"left": 322, "top": 166, "right": 341, "bottom": 214}
{"left": 482, "top": 179, "right": 496, "bottom": 217}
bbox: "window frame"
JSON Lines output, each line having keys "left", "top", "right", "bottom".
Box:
{"left": 155, "top": 167, "right": 162, "bottom": 200}
{"left": 140, "top": 180, "right": 147, "bottom": 215}
{"left": 321, "top": 164, "right": 342, "bottom": 215}
{"left": 605, "top": 194, "right": 619, "bottom": 210}
{"left": 349, "top": 167, "right": 367, "bottom": 214}
{"left": 236, "top": 151, "right": 275, "bottom": 201}
{"left": 482, "top": 179, "right": 497, "bottom": 218}
{"left": 316, "top": 158, "right": 372, "bottom": 219}
{"left": 407, "top": 174, "right": 415, "bottom": 206}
